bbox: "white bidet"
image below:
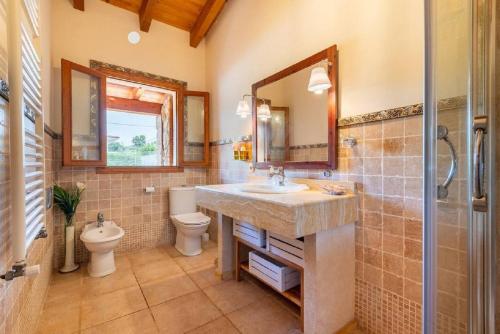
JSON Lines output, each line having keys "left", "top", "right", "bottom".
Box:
{"left": 80, "top": 221, "right": 124, "bottom": 277}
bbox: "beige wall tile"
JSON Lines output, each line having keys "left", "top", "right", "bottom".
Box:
{"left": 383, "top": 272, "right": 403, "bottom": 295}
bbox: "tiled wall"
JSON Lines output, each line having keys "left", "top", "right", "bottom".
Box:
{"left": 0, "top": 99, "right": 56, "bottom": 334}
{"left": 184, "top": 143, "right": 205, "bottom": 161}
{"left": 52, "top": 138, "right": 208, "bottom": 267}
{"left": 208, "top": 110, "right": 467, "bottom": 333}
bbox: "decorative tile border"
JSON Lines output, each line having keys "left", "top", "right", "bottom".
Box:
{"left": 338, "top": 96, "right": 466, "bottom": 127}
{"left": 44, "top": 123, "right": 62, "bottom": 139}
{"left": 0, "top": 78, "right": 9, "bottom": 102}
{"left": 339, "top": 103, "right": 423, "bottom": 127}
{"left": 290, "top": 143, "right": 328, "bottom": 150}
{"left": 89, "top": 60, "right": 188, "bottom": 87}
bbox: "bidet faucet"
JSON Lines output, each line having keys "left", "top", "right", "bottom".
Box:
{"left": 269, "top": 166, "right": 286, "bottom": 186}
{"left": 97, "top": 212, "right": 104, "bottom": 228}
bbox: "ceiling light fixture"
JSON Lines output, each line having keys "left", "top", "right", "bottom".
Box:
{"left": 308, "top": 63, "right": 332, "bottom": 94}
{"left": 128, "top": 31, "right": 141, "bottom": 45}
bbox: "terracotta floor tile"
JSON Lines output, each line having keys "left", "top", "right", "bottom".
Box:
{"left": 187, "top": 265, "right": 224, "bottom": 289}
{"left": 186, "top": 316, "right": 239, "bottom": 334}
{"left": 82, "top": 266, "right": 139, "bottom": 297}
{"left": 133, "top": 260, "right": 184, "bottom": 284}
{"left": 81, "top": 286, "right": 148, "bottom": 329}
{"left": 37, "top": 300, "right": 80, "bottom": 334}
{"left": 50, "top": 268, "right": 83, "bottom": 288}
{"left": 150, "top": 291, "right": 221, "bottom": 334}
{"left": 114, "top": 254, "right": 133, "bottom": 269}
{"left": 162, "top": 245, "right": 183, "bottom": 258}
{"left": 141, "top": 273, "right": 199, "bottom": 306}
{"left": 227, "top": 297, "right": 300, "bottom": 334}
{"left": 38, "top": 245, "right": 308, "bottom": 334}
{"left": 81, "top": 309, "right": 158, "bottom": 334}
{"left": 127, "top": 248, "right": 172, "bottom": 267}
{"left": 203, "top": 279, "right": 269, "bottom": 314}
{"left": 173, "top": 247, "right": 217, "bottom": 271}
{"left": 44, "top": 282, "right": 83, "bottom": 306}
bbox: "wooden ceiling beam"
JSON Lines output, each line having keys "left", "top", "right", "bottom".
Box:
{"left": 139, "top": 0, "right": 155, "bottom": 32}
{"left": 190, "top": 0, "right": 226, "bottom": 47}
{"left": 73, "top": 0, "right": 84, "bottom": 11}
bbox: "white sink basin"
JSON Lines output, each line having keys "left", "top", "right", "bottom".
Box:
{"left": 238, "top": 183, "right": 309, "bottom": 194}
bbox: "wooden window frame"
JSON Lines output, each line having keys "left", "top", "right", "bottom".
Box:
{"left": 61, "top": 59, "right": 107, "bottom": 167}
{"left": 180, "top": 90, "right": 210, "bottom": 168}
{"left": 90, "top": 63, "right": 185, "bottom": 174}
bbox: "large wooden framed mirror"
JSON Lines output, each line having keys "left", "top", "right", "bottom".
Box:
{"left": 252, "top": 45, "right": 338, "bottom": 169}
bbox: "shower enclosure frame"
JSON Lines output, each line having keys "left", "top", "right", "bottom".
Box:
{"left": 423, "top": 0, "right": 496, "bottom": 333}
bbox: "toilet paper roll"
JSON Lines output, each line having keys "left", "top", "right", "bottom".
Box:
{"left": 144, "top": 187, "right": 155, "bottom": 193}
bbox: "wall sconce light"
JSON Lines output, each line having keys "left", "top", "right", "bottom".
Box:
{"left": 235, "top": 94, "right": 271, "bottom": 121}
{"left": 257, "top": 102, "right": 271, "bottom": 121}
{"left": 308, "top": 61, "right": 332, "bottom": 94}
{"left": 236, "top": 94, "right": 252, "bottom": 118}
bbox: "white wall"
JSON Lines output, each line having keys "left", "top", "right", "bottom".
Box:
{"left": 205, "top": 0, "right": 424, "bottom": 141}
{"left": 50, "top": 0, "right": 206, "bottom": 132}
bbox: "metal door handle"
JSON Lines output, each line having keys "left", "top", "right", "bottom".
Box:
{"left": 472, "top": 116, "right": 487, "bottom": 212}
{"left": 437, "top": 125, "right": 457, "bottom": 199}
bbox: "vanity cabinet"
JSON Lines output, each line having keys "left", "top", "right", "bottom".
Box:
{"left": 196, "top": 183, "right": 358, "bottom": 334}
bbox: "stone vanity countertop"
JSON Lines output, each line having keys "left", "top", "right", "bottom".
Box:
{"left": 195, "top": 184, "right": 358, "bottom": 238}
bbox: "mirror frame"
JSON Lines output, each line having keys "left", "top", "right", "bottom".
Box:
{"left": 251, "top": 45, "right": 338, "bottom": 170}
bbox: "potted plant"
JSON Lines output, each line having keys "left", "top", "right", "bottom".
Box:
{"left": 53, "top": 182, "right": 86, "bottom": 273}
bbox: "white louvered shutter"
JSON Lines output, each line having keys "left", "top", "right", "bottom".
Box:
{"left": 21, "top": 17, "right": 44, "bottom": 247}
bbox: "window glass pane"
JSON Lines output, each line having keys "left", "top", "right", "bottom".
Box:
{"left": 183, "top": 95, "right": 205, "bottom": 162}
{"left": 106, "top": 110, "right": 162, "bottom": 166}
{"left": 71, "top": 69, "right": 101, "bottom": 160}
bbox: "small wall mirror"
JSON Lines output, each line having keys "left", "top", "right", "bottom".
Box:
{"left": 181, "top": 91, "right": 209, "bottom": 167}
{"left": 252, "top": 45, "right": 338, "bottom": 169}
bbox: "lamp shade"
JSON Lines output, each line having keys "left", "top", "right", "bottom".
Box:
{"left": 236, "top": 100, "right": 251, "bottom": 118}
{"left": 257, "top": 103, "right": 271, "bottom": 121}
{"left": 308, "top": 67, "right": 331, "bottom": 93}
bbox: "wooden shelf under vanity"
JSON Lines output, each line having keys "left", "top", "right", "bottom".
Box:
{"left": 239, "top": 261, "right": 302, "bottom": 306}
{"left": 234, "top": 236, "right": 304, "bottom": 330}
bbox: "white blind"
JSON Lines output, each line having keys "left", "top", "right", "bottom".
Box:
{"left": 21, "top": 23, "right": 44, "bottom": 247}
{"left": 22, "top": 0, "right": 39, "bottom": 37}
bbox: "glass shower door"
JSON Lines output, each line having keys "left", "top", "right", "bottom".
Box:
{"left": 423, "top": 0, "right": 496, "bottom": 333}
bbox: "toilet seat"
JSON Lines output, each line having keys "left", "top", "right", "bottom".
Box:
{"left": 172, "top": 212, "right": 210, "bottom": 226}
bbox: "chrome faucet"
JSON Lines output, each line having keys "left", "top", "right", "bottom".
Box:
{"left": 97, "top": 212, "right": 104, "bottom": 228}
{"left": 269, "top": 166, "right": 286, "bottom": 186}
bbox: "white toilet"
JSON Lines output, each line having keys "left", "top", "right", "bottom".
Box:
{"left": 169, "top": 186, "right": 211, "bottom": 256}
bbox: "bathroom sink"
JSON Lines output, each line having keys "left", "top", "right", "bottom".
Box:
{"left": 238, "top": 183, "right": 309, "bottom": 194}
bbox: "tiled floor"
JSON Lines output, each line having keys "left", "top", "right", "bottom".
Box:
{"left": 37, "top": 241, "right": 302, "bottom": 334}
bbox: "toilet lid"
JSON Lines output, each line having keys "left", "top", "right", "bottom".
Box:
{"left": 172, "top": 212, "right": 211, "bottom": 225}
